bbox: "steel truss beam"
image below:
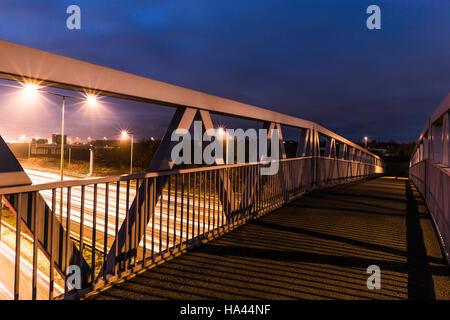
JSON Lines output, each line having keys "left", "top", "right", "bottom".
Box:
{"left": 100, "top": 107, "right": 236, "bottom": 277}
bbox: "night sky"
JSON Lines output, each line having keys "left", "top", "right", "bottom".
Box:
{"left": 0, "top": 0, "right": 449, "bottom": 142}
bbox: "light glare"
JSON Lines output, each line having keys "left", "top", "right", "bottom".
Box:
{"left": 121, "top": 130, "right": 129, "bottom": 140}
{"left": 23, "top": 83, "right": 39, "bottom": 98}
{"left": 86, "top": 94, "right": 98, "bottom": 106}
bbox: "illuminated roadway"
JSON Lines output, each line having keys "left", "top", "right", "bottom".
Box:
{"left": 0, "top": 167, "right": 224, "bottom": 300}
{"left": 24, "top": 168, "right": 224, "bottom": 257}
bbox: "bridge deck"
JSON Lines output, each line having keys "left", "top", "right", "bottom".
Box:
{"left": 89, "top": 177, "right": 450, "bottom": 300}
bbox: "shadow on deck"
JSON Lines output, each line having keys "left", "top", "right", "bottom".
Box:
{"left": 89, "top": 177, "right": 450, "bottom": 300}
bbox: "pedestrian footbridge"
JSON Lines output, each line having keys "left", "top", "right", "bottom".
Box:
{"left": 0, "top": 40, "right": 448, "bottom": 300}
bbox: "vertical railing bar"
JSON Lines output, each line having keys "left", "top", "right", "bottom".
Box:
{"left": 260, "top": 164, "right": 263, "bottom": 212}
{"left": 159, "top": 177, "right": 163, "bottom": 253}
{"left": 167, "top": 176, "right": 171, "bottom": 251}
{"left": 14, "top": 193, "right": 23, "bottom": 300}
{"left": 243, "top": 166, "right": 246, "bottom": 219}
{"left": 186, "top": 173, "right": 190, "bottom": 243}
{"left": 236, "top": 167, "right": 239, "bottom": 222}
{"left": 208, "top": 170, "right": 211, "bottom": 232}
{"left": 240, "top": 166, "right": 243, "bottom": 220}
{"left": 255, "top": 164, "right": 258, "bottom": 214}
{"left": 125, "top": 180, "right": 130, "bottom": 271}
{"left": 252, "top": 164, "right": 255, "bottom": 214}
{"left": 32, "top": 192, "right": 38, "bottom": 300}
{"left": 79, "top": 186, "right": 85, "bottom": 282}
{"left": 151, "top": 177, "right": 155, "bottom": 260}
{"left": 234, "top": 167, "right": 237, "bottom": 223}
{"left": 134, "top": 178, "right": 139, "bottom": 267}
{"left": 213, "top": 170, "right": 216, "bottom": 232}
{"left": 222, "top": 169, "right": 225, "bottom": 227}
{"left": 180, "top": 174, "right": 184, "bottom": 246}
{"left": 91, "top": 184, "right": 97, "bottom": 285}
{"left": 269, "top": 170, "right": 272, "bottom": 209}
{"left": 197, "top": 172, "right": 200, "bottom": 237}
{"left": 203, "top": 171, "right": 206, "bottom": 235}
{"left": 103, "top": 183, "right": 109, "bottom": 281}
{"left": 202, "top": 171, "right": 205, "bottom": 235}
{"left": 245, "top": 165, "right": 249, "bottom": 218}
{"left": 193, "top": 173, "right": 196, "bottom": 239}
{"left": 240, "top": 166, "right": 244, "bottom": 220}
{"left": 174, "top": 175, "right": 178, "bottom": 247}
{"left": 142, "top": 178, "right": 148, "bottom": 265}
{"left": 49, "top": 189, "right": 56, "bottom": 300}
{"left": 64, "top": 187, "right": 72, "bottom": 295}
{"left": 114, "top": 181, "right": 120, "bottom": 276}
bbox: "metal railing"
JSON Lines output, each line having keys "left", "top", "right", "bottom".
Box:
{"left": 0, "top": 156, "right": 382, "bottom": 300}
{"left": 409, "top": 93, "right": 450, "bottom": 266}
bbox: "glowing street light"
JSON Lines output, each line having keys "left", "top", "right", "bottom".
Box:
{"left": 19, "top": 81, "right": 101, "bottom": 217}
{"left": 121, "top": 130, "right": 134, "bottom": 174}
{"left": 22, "top": 83, "right": 39, "bottom": 98}
{"left": 86, "top": 94, "right": 98, "bottom": 106}
{"left": 364, "top": 136, "right": 368, "bottom": 149}
{"left": 19, "top": 81, "right": 101, "bottom": 181}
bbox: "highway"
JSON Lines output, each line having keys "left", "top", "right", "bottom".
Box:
{"left": 24, "top": 168, "right": 225, "bottom": 264}
{"left": 0, "top": 167, "right": 227, "bottom": 299}
{"left": 0, "top": 224, "right": 64, "bottom": 300}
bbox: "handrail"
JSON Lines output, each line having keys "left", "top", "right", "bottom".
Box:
{"left": 0, "top": 156, "right": 382, "bottom": 300}
{"left": 0, "top": 156, "right": 381, "bottom": 195}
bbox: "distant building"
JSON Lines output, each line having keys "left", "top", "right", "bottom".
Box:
{"left": 32, "top": 138, "right": 49, "bottom": 144}
{"left": 52, "top": 134, "right": 68, "bottom": 145}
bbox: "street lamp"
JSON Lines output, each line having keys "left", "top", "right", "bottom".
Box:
{"left": 21, "top": 82, "right": 100, "bottom": 219}
{"left": 121, "top": 130, "right": 134, "bottom": 174}
{"left": 364, "top": 136, "right": 368, "bottom": 149}
{"left": 21, "top": 82, "right": 99, "bottom": 181}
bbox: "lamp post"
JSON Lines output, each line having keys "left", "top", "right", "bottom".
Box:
{"left": 21, "top": 82, "right": 99, "bottom": 217}
{"left": 364, "top": 136, "right": 368, "bottom": 149}
{"left": 121, "top": 130, "right": 134, "bottom": 174}
{"left": 60, "top": 96, "right": 65, "bottom": 181}
{"left": 21, "top": 83, "right": 99, "bottom": 180}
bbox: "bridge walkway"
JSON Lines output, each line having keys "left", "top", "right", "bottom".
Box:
{"left": 89, "top": 177, "right": 450, "bottom": 300}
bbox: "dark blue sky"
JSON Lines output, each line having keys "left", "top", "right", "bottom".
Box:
{"left": 0, "top": 0, "right": 449, "bottom": 142}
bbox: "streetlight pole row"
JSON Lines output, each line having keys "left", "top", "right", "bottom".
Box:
{"left": 23, "top": 84, "right": 99, "bottom": 181}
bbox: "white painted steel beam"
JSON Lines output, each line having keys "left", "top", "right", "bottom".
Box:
{"left": 0, "top": 40, "right": 380, "bottom": 160}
